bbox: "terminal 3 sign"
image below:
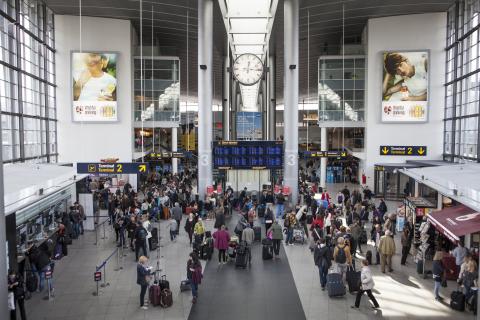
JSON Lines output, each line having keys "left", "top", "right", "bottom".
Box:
{"left": 77, "top": 163, "right": 147, "bottom": 174}
{"left": 302, "top": 151, "right": 347, "bottom": 158}
{"left": 379, "top": 145, "right": 427, "bottom": 156}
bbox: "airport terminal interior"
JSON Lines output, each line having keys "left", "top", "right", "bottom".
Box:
{"left": 1, "top": 0, "right": 480, "bottom": 319}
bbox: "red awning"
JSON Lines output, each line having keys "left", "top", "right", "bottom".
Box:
{"left": 427, "top": 205, "right": 480, "bottom": 243}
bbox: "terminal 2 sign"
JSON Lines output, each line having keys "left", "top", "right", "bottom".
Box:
{"left": 379, "top": 145, "right": 427, "bottom": 156}
{"left": 77, "top": 163, "right": 147, "bottom": 174}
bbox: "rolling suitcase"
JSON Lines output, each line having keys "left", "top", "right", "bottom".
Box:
{"left": 253, "top": 226, "right": 262, "bottom": 242}
{"left": 160, "top": 288, "right": 173, "bottom": 308}
{"left": 149, "top": 284, "right": 162, "bottom": 306}
{"left": 346, "top": 265, "right": 361, "bottom": 293}
{"left": 180, "top": 279, "right": 191, "bottom": 292}
{"left": 235, "top": 245, "right": 249, "bottom": 268}
{"left": 327, "top": 272, "right": 346, "bottom": 297}
{"left": 450, "top": 290, "right": 465, "bottom": 311}
{"left": 257, "top": 206, "right": 266, "bottom": 218}
{"left": 262, "top": 239, "right": 273, "bottom": 260}
{"left": 158, "top": 275, "right": 170, "bottom": 291}
{"left": 366, "top": 250, "right": 372, "bottom": 266}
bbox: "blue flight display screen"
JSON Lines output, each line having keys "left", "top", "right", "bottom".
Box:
{"left": 213, "top": 141, "right": 283, "bottom": 169}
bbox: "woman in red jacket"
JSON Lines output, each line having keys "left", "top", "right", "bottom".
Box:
{"left": 311, "top": 214, "right": 324, "bottom": 240}
{"left": 213, "top": 225, "right": 230, "bottom": 265}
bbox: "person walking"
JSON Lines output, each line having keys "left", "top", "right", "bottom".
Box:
{"left": 171, "top": 202, "right": 183, "bottom": 235}
{"left": 351, "top": 259, "right": 380, "bottom": 309}
{"left": 432, "top": 250, "right": 446, "bottom": 301}
{"left": 187, "top": 252, "right": 203, "bottom": 304}
{"left": 193, "top": 217, "right": 206, "bottom": 245}
{"left": 213, "top": 225, "right": 230, "bottom": 265}
{"left": 184, "top": 213, "right": 195, "bottom": 245}
{"left": 134, "top": 221, "right": 148, "bottom": 261}
{"left": 371, "top": 224, "right": 383, "bottom": 265}
{"left": 136, "top": 256, "right": 152, "bottom": 310}
{"left": 349, "top": 219, "right": 362, "bottom": 255}
{"left": 242, "top": 225, "right": 255, "bottom": 246}
{"left": 314, "top": 238, "right": 331, "bottom": 290}
{"left": 168, "top": 217, "right": 178, "bottom": 242}
{"left": 8, "top": 269, "right": 27, "bottom": 320}
{"left": 264, "top": 204, "right": 274, "bottom": 236}
{"left": 378, "top": 230, "right": 396, "bottom": 273}
{"left": 284, "top": 210, "right": 297, "bottom": 245}
{"left": 333, "top": 237, "right": 353, "bottom": 281}
{"left": 267, "top": 220, "right": 284, "bottom": 259}
{"left": 400, "top": 228, "right": 411, "bottom": 265}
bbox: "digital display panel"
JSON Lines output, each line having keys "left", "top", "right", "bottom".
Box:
{"left": 213, "top": 141, "right": 283, "bottom": 169}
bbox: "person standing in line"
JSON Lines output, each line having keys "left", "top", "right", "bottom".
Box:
{"left": 451, "top": 241, "right": 467, "bottom": 274}
{"left": 193, "top": 217, "right": 206, "bottom": 244}
{"left": 333, "top": 237, "right": 353, "bottom": 282}
{"left": 184, "top": 213, "right": 196, "bottom": 246}
{"left": 242, "top": 224, "right": 255, "bottom": 246}
{"left": 284, "top": 210, "right": 297, "bottom": 246}
{"left": 213, "top": 225, "right": 230, "bottom": 265}
{"left": 378, "top": 230, "right": 396, "bottom": 273}
{"left": 187, "top": 252, "right": 203, "bottom": 304}
{"left": 171, "top": 202, "right": 183, "bottom": 235}
{"left": 314, "top": 238, "right": 332, "bottom": 291}
{"left": 432, "top": 250, "right": 446, "bottom": 301}
{"left": 351, "top": 259, "right": 380, "bottom": 309}
{"left": 264, "top": 204, "right": 275, "bottom": 236}
{"left": 74, "top": 201, "right": 86, "bottom": 235}
{"left": 136, "top": 256, "right": 151, "bottom": 310}
{"left": 268, "top": 220, "right": 284, "bottom": 259}
{"left": 168, "top": 217, "right": 178, "bottom": 242}
{"left": 371, "top": 224, "right": 383, "bottom": 265}
{"left": 8, "top": 269, "right": 27, "bottom": 320}
{"left": 276, "top": 192, "right": 285, "bottom": 220}
{"left": 400, "top": 228, "right": 411, "bottom": 265}
{"left": 134, "top": 221, "right": 148, "bottom": 261}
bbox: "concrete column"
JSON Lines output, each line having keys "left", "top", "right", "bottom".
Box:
{"left": 223, "top": 54, "right": 230, "bottom": 140}
{"left": 268, "top": 54, "right": 276, "bottom": 140}
{"left": 414, "top": 181, "right": 419, "bottom": 197}
{"left": 172, "top": 127, "right": 178, "bottom": 174}
{"left": 320, "top": 127, "right": 327, "bottom": 189}
{"left": 231, "top": 80, "right": 237, "bottom": 139}
{"left": 198, "top": 0, "right": 213, "bottom": 199}
{"left": 283, "top": 0, "right": 299, "bottom": 204}
{"left": 0, "top": 92, "right": 6, "bottom": 318}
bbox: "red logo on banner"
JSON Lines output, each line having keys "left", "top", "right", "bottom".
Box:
{"left": 282, "top": 186, "right": 291, "bottom": 195}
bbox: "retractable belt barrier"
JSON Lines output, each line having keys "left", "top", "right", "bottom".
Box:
{"left": 92, "top": 246, "right": 123, "bottom": 296}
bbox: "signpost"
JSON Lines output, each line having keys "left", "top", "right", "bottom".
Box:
{"left": 302, "top": 151, "right": 347, "bottom": 158}
{"left": 379, "top": 146, "right": 427, "bottom": 156}
{"left": 77, "top": 163, "right": 147, "bottom": 174}
{"left": 93, "top": 271, "right": 102, "bottom": 296}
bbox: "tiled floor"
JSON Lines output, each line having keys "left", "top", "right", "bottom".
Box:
{"left": 24, "top": 185, "right": 478, "bottom": 319}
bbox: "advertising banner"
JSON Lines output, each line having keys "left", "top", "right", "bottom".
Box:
{"left": 237, "top": 112, "right": 262, "bottom": 140}
{"left": 72, "top": 52, "right": 118, "bottom": 122}
{"left": 382, "top": 51, "right": 428, "bottom": 122}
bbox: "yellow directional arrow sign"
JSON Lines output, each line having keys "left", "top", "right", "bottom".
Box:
{"left": 382, "top": 147, "right": 389, "bottom": 155}
{"left": 139, "top": 164, "right": 147, "bottom": 173}
{"left": 418, "top": 147, "right": 425, "bottom": 155}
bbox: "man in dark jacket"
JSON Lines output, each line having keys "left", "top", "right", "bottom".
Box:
{"left": 171, "top": 202, "right": 183, "bottom": 235}
{"left": 134, "top": 222, "right": 148, "bottom": 261}
{"left": 314, "top": 238, "right": 332, "bottom": 290}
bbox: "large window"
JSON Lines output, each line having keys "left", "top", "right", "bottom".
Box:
{"left": 444, "top": 0, "right": 480, "bottom": 162}
{"left": 0, "top": 0, "right": 56, "bottom": 163}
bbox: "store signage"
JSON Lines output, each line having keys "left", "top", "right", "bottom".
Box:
{"left": 379, "top": 145, "right": 427, "bottom": 156}
{"left": 303, "top": 151, "right": 347, "bottom": 158}
{"left": 94, "top": 271, "right": 102, "bottom": 282}
{"left": 374, "top": 165, "right": 385, "bottom": 171}
{"left": 77, "top": 163, "right": 147, "bottom": 174}
{"left": 381, "top": 51, "right": 429, "bottom": 123}
{"left": 147, "top": 152, "right": 189, "bottom": 160}
{"left": 72, "top": 52, "right": 119, "bottom": 122}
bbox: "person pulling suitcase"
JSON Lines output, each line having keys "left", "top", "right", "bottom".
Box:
{"left": 351, "top": 259, "right": 380, "bottom": 310}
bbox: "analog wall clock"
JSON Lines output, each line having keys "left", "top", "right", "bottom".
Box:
{"left": 232, "top": 53, "right": 264, "bottom": 86}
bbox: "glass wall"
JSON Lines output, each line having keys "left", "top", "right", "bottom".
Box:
{"left": 318, "top": 56, "right": 365, "bottom": 122}
{"left": 0, "top": 0, "right": 57, "bottom": 163}
{"left": 133, "top": 57, "right": 180, "bottom": 123}
{"left": 444, "top": 0, "right": 480, "bottom": 162}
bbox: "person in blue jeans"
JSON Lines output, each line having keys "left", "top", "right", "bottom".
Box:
{"left": 276, "top": 193, "right": 285, "bottom": 219}
{"left": 187, "top": 252, "right": 203, "bottom": 304}
{"left": 38, "top": 263, "right": 55, "bottom": 296}
{"left": 314, "top": 238, "right": 332, "bottom": 290}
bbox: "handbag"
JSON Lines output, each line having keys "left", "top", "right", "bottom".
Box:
{"left": 8, "top": 292, "right": 15, "bottom": 310}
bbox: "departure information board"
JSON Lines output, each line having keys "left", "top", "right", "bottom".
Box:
{"left": 213, "top": 140, "right": 283, "bottom": 169}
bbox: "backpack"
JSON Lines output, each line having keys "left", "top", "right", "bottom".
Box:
{"left": 335, "top": 246, "right": 347, "bottom": 264}
{"left": 284, "top": 217, "right": 290, "bottom": 228}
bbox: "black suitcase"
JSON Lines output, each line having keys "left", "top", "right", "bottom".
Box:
{"left": 417, "top": 260, "right": 423, "bottom": 274}
{"left": 257, "top": 206, "right": 265, "bottom": 218}
{"left": 262, "top": 242, "right": 273, "bottom": 260}
{"left": 180, "top": 279, "right": 191, "bottom": 292}
{"left": 253, "top": 226, "right": 261, "bottom": 241}
{"left": 158, "top": 275, "right": 170, "bottom": 291}
{"left": 235, "top": 247, "right": 249, "bottom": 268}
{"left": 450, "top": 290, "right": 465, "bottom": 311}
{"left": 327, "top": 272, "right": 346, "bottom": 297}
{"left": 149, "top": 237, "right": 158, "bottom": 251}
{"left": 307, "top": 215, "right": 314, "bottom": 224}
{"left": 359, "top": 229, "right": 367, "bottom": 244}
{"left": 346, "top": 266, "right": 361, "bottom": 293}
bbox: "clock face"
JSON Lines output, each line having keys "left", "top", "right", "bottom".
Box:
{"left": 233, "top": 54, "right": 264, "bottom": 86}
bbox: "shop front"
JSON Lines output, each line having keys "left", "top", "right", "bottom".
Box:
{"left": 374, "top": 163, "right": 418, "bottom": 200}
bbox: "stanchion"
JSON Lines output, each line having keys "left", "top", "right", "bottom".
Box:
{"left": 94, "top": 225, "right": 98, "bottom": 246}
{"left": 114, "top": 247, "right": 122, "bottom": 271}
{"left": 43, "top": 270, "right": 53, "bottom": 301}
{"left": 101, "top": 263, "right": 109, "bottom": 288}
{"left": 101, "top": 222, "right": 107, "bottom": 240}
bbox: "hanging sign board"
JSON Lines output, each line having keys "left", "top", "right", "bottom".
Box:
{"left": 379, "top": 146, "right": 427, "bottom": 156}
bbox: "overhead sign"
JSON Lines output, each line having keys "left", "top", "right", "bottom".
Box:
{"left": 147, "top": 152, "right": 189, "bottom": 160}
{"left": 213, "top": 140, "right": 283, "bottom": 170}
{"left": 303, "top": 151, "right": 347, "bottom": 158}
{"left": 382, "top": 51, "right": 429, "bottom": 123}
{"left": 379, "top": 146, "right": 427, "bottom": 156}
{"left": 77, "top": 162, "right": 147, "bottom": 174}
